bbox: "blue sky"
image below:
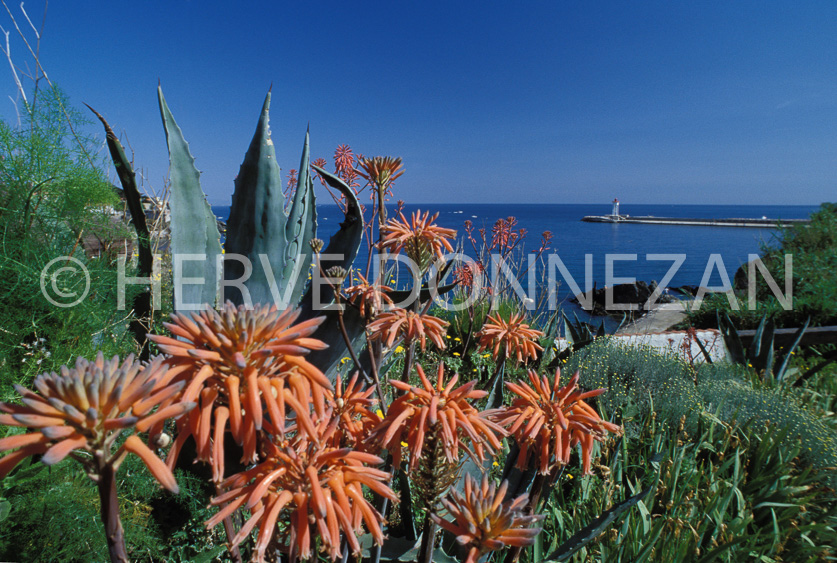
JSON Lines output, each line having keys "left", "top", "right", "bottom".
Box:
{"left": 2, "top": 1, "right": 836, "bottom": 205}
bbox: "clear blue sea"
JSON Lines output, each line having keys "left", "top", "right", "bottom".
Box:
{"left": 212, "top": 202, "right": 818, "bottom": 319}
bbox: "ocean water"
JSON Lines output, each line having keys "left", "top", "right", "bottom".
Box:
{"left": 212, "top": 202, "right": 818, "bottom": 318}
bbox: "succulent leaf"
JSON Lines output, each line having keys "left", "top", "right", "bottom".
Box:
{"left": 224, "top": 89, "right": 291, "bottom": 307}
{"left": 303, "top": 165, "right": 364, "bottom": 310}
{"left": 282, "top": 130, "right": 317, "bottom": 308}
{"left": 158, "top": 85, "right": 223, "bottom": 311}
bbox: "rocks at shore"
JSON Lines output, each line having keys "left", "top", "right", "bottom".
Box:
{"left": 570, "top": 280, "right": 679, "bottom": 317}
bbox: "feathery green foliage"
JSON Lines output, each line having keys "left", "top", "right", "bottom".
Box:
{"left": 0, "top": 87, "right": 135, "bottom": 399}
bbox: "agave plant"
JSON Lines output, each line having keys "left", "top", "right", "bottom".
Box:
{"left": 89, "top": 88, "right": 370, "bottom": 376}
{"left": 0, "top": 354, "right": 194, "bottom": 562}
{"left": 717, "top": 312, "right": 810, "bottom": 382}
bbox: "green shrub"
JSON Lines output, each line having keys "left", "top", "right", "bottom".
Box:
{"left": 687, "top": 202, "right": 837, "bottom": 329}
{"left": 0, "top": 87, "right": 136, "bottom": 399}
{"left": 564, "top": 338, "right": 703, "bottom": 431}
{"left": 564, "top": 339, "right": 837, "bottom": 482}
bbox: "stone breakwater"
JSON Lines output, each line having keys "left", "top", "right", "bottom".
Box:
{"left": 581, "top": 215, "right": 810, "bottom": 228}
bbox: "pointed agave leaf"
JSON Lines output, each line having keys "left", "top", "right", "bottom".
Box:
{"left": 224, "top": 90, "right": 290, "bottom": 307}
{"left": 718, "top": 312, "right": 746, "bottom": 365}
{"left": 576, "top": 313, "right": 594, "bottom": 340}
{"left": 304, "top": 306, "right": 368, "bottom": 377}
{"left": 544, "top": 486, "right": 653, "bottom": 562}
{"left": 158, "top": 86, "right": 222, "bottom": 311}
{"left": 562, "top": 312, "right": 581, "bottom": 344}
{"left": 747, "top": 314, "right": 767, "bottom": 360}
{"left": 85, "top": 105, "right": 153, "bottom": 277}
{"left": 86, "top": 104, "right": 153, "bottom": 356}
{"left": 484, "top": 361, "right": 506, "bottom": 410}
{"left": 774, "top": 317, "right": 809, "bottom": 381}
{"left": 500, "top": 443, "right": 537, "bottom": 501}
{"left": 748, "top": 315, "right": 772, "bottom": 371}
{"left": 296, "top": 165, "right": 365, "bottom": 375}
{"left": 755, "top": 317, "right": 775, "bottom": 375}
{"left": 302, "top": 165, "right": 364, "bottom": 311}
{"left": 281, "top": 130, "right": 317, "bottom": 307}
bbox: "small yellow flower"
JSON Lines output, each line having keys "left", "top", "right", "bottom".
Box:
{"left": 395, "top": 346, "right": 405, "bottom": 354}
{"left": 453, "top": 352, "right": 460, "bottom": 357}
{"left": 401, "top": 441, "right": 409, "bottom": 448}
{"left": 454, "top": 337, "right": 461, "bottom": 342}
{"left": 376, "top": 409, "right": 384, "bottom": 419}
{"left": 492, "top": 460, "right": 499, "bottom": 467}
{"left": 340, "top": 357, "right": 350, "bottom": 365}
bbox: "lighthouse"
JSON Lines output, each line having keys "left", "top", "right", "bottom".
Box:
{"left": 612, "top": 198, "right": 620, "bottom": 218}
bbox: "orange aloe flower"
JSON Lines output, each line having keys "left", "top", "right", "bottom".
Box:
{"left": 367, "top": 363, "right": 506, "bottom": 471}
{"left": 0, "top": 353, "right": 191, "bottom": 490}
{"left": 207, "top": 417, "right": 396, "bottom": 562}
{"left": 334, "top": 144, "right": 355, "bottom": 176}
{"left": 329, "top": 372, "right": 381, "bottom": 453}
{"left": 366, "top": 307, "right": 449, "bottom": 352}
{"left": 379, "top": 209, "right": 456, "bottom": 271}
{"left": 432, "top": 474, "right": 543, "bottom": 563}
{"left": 343, "top": 271, "right": 394, "bottom": 319}
{"left": 477, "top": 312, "right": 544, "bottom": 365}
{"left": 147, "top": 302, "right": 330, "bottom": 481}
{"left": 355, "top": 155, "right": 404, "bottom": 191}
{"left": 493, "top": 368, "right": 622, "bottom": 475}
